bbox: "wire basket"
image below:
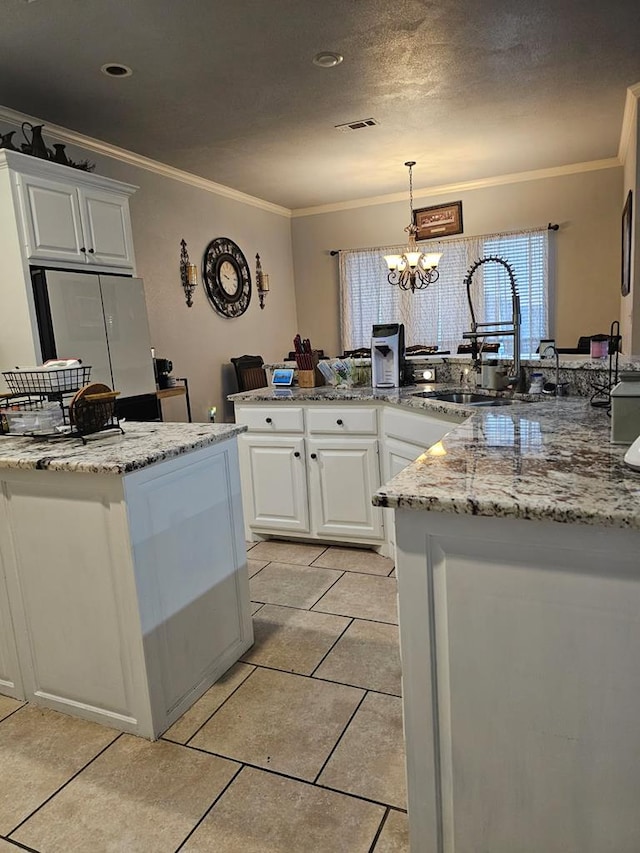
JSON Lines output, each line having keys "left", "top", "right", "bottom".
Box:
{"left": 2, "top": 366, "right": 92, "bottom": 394}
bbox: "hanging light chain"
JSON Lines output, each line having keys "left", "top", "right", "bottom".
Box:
{"left": 406, "top": 160, "right": 415, "bottom": 221}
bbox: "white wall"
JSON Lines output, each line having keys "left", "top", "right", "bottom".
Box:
{"left": 0, "top": 118, "right": 298, "bottom": 423}
{"left": 291, "top": 167, "right": 623, "bottom": 356}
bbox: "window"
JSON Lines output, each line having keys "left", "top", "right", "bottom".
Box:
{"left": 339, "top": 228, "right": 550, "bottom": 358}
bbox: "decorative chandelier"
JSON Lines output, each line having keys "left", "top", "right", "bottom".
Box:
{"left": 384, "top": 161, "right": 442, "bottom": 292}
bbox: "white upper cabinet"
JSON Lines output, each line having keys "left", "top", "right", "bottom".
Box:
{"left": 19, "top": 175, "right": 86, "bottom": 264}
{"left": 78, "top": 187, "right": 135, "bottom": 268}
{"left": 3, "top": 150, "right": 137, "bottom": 272}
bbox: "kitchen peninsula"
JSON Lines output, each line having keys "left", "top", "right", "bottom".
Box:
{"left": 374, "top": 398, "right": 640, "bottom": 853}
{"left": 231, "top": 384, "right": 640, "bottom": 852}
{"left": 0, "top": 422, "right": 253, "bottom": 740}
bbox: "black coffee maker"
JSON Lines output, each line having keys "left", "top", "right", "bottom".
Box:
{"left": 153, "top": 357, "right": 173, "bottom": 389}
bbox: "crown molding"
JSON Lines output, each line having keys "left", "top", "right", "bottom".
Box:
{"left": 0, "top": 104, "right": 291, "bottom": 218}
{"left": 291, "top": 158, "right": 621, "bottom": 218}
{"left": 618, "top": 82, "right": 640, "bottom": 164}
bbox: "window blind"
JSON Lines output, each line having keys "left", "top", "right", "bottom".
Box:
{"left": 339, "top": 228, "right": 549, "bottom": 358}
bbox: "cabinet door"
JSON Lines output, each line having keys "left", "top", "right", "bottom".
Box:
{"left": 238, "top": 435, "right": 309, "bottom": 533}
{"left": 19, "top": 174, "right": 86, "bottom": 264}
{"left": 79, "top": 188, "right": 135, "bottom": 269}
{"left": 99, "top": 276, "right": 156, "bottom": 397}
{"left": 382, "top": 436, "right": 428, "bottom": 550}
{"left": 307, "top": 437, "right": 384, "bottom": 540}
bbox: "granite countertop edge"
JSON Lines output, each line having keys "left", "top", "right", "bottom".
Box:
{"left": 228, "top": 385, "right": 640, "bottom": 530}
{"left": 0, "top": 422, "right": 247, "bottom": 475}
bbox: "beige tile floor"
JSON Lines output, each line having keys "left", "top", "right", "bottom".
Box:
{"left": 0, "top": 541, "right": 408, "bottom": 853}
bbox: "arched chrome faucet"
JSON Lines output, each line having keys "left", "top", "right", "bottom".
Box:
{"left": 462, "top": 256, "right": 525, "bottom": 391}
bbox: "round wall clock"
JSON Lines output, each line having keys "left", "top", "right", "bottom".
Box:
{"left": 202, "top": 237, "right": 252, "bottom": 318}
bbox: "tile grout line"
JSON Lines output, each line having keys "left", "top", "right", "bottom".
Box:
{"left": 175, "top": 741, "right": 400, "bottom": 811}
{"left": 214, "top": 658, "right": 403, "bottom": 699}
{"left": 172, "top": 762, "right": 244, "bottom": 853}
{"left": 308, "top": 617, "right": 354, "bottom": 677}
{"left": 0, "top": 703, "right": 28, "bottom": 727}
{"left": 306, "top": 569, "right": 347, "bottom": 610}
{"left": 6, "top": 732, "right": 124, "bottom": 838}
{"left": 248, "top": 596, "right": 399, "bottom": 626}
{"left": 367, "top": 806, "right": 391, "bottom": 853}
{"left": 0, "top": 834, "right": 41, "bottom": 852}
{"left": 163, "top": 666, "right": 260, "bottom": 748}
{"left": 311, "top": 689, "right": 369, "bottom": 786}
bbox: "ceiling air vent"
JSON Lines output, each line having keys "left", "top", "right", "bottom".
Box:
{"left": 334, "top": 118, "right": 379, "bottom": 133}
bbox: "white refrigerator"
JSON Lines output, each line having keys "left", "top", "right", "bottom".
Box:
{"left": 31, "top": 269, "right": 158, "bottom": 417}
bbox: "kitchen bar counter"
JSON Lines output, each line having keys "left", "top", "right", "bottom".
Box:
{"left": 230, "top": 385, "right": 639, "bottom": 530}
{"left": 0, "top": 421, "right": 246, "bottom": 474}
{"left": 232, "top": 385, "right": 640, "bottom": 851}
{"left": 374, "top": 396, "right": 640, "bottom": 529}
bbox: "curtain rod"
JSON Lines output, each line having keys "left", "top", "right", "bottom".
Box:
{"left": 329, "top": 222, "right": 559, "bottom": 256}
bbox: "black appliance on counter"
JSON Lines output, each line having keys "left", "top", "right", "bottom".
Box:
{"left": 31, "top": 267, "right": 160, "bottom": 421}
{"left": 153, "top": 357, "right": 173, "bottom": 389}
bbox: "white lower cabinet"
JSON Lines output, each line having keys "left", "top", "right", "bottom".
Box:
{"left": 235, "top": 400, "right": 461, "bottom": 551}
{"left": 236, "top": 403, "right": 384, "bottom": 545}
{"left": 239, "top": 434, "right": 309, "bottom": 533}
{"left": 307, "top": 437, "right": 383, "bottom": 539}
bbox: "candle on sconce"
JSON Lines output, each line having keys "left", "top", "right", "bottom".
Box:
{"left": 258, "top": 273, "right": 270, "bottom": 293}
{"left": 187, "top": 263, "right": 198, "bottom": 285}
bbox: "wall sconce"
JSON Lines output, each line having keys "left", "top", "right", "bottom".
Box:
{"left": 256, "top": 252, "right": 270, "bottom": 310}
{"left": 180, "top": 239, "right": 198, "bottom": 308}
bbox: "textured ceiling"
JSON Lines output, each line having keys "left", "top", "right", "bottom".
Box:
{"left": 1, "top": 0, "right": 639, "bottom": 209}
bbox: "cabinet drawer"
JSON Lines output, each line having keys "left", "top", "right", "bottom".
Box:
{"left": 235, "top": 406, "right": 304, "bottom": 433}
{"left": 384, "top": 406, "right": 459, "bottom": 448}
{"left": 306, "top": 406, "right": 377, "bottom": 435}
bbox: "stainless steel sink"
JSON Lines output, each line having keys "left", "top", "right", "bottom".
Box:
{"left": 412, "top": 391, "right": 519, "bottom": 407}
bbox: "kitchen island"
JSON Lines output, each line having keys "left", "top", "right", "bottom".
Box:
{"left": 373, "top": 398, "right": 640, "bottom": 853}
{"left": 0, "top": 422, "right": 253, "bottom": 739}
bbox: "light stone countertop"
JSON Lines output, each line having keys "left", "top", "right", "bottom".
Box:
{"left": 229, "top": 385, "right": 640, "bottom": 529}
{"left": 0, "top": 421, "right": 247, "bottom": 475}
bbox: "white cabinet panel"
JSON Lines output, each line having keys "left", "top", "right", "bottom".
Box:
{"left": 125, "top": 446, "right": 251, "bottom": 717}
{"left": 395, "top": 512, "right": 640, "bottom": 853}
{"left": 239, "top": 434, "right": 309, "bottom": 533}
{"left": 0, "top": 533, "right": 23, "bottom": 700}
{"left": 80, "top": 188, "right": 135, "bottom": 268}
{"left": 307, "top": 406, "right": 378, "bottom": 434}
{"left": 307, "top": 437, "right": 383, "bottom": 540}
{"left": 236, "top": 405, "right": 304, "bottom": 433}
{"left": 2, "top": 477, "right": 133, "bottom": 718}
{"left": 383, "top": 405, "right": 459, "bottom": 448}
{"left": 19, "top": 174, "right": 85, "bottom": 263}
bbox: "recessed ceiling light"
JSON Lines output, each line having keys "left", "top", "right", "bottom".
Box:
{"left": 312, "top": 52, "right": 343, "bottom": 69}
{"left": 101, "top": 63, "right": 133, "bottom": 78}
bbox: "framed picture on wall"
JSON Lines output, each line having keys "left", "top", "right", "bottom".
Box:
{"left": 622, "top": 190, "right": 632, "bottom": 297}
{"left": 413, "top": 200, "right": 463, "bottom": 240}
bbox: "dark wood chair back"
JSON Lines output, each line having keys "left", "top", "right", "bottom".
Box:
{"left": 231, "top": 355, "right": 268, "bottom": 392}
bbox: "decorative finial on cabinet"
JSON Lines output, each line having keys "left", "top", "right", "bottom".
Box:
{"left": 256, "top": 252, "right": 270, "bottom": 310}
{"left": 180, "top": 239, "right": 198, "bottom": 308}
